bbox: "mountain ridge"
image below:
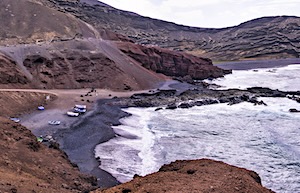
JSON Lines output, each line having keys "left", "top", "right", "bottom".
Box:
{"left": 54, "top": 0, "right": 299, "bottom": 61}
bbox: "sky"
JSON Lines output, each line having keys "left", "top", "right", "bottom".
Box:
{"left": 98, "top": 0, "right": 300, "bottom": 28}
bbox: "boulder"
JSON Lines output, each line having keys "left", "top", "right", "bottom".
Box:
{"left": 289, "top": 108, "right": 300, "bottom": 113}
{"left": 166, "top": 103, "right": 177, "bottom": 110}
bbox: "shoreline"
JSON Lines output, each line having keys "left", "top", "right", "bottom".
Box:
{"left": 11, "top": 61, "right": 300, "bottom": 189}
{"left": 54, "top": 99, "right": 131, "bottom": 187}
{"left": 14, "top": 88, "right": 149, "bottom": 187}
{"left": 53, "top": 84, "right": 300, "bottom": 188}
{"left": 51, "top": 81, "right": 202, "bottom": 187}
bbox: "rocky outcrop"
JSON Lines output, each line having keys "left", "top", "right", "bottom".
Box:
{"left": 289, "top": 108, "right": 300, "bottom": 112}
{"left": 0, "top": 37, "right": 229, "bottom": 90}
{"left": 94, "top": 159, "right": 273, "bottom": 193}
{"left": 0, "top": 53, "right": 29, "bottom": 87}
{"left": 117, "top": 42, "right": 230, "bottom": 80}
{"left": 22, "top": 51, "right": 121, "bottom": 89}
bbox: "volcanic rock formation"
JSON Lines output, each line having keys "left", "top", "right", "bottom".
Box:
{"left": 117, "top": 42, "right": 230, "bottom": 79}
{"left": 0, "top": 53, "right": 29, "bottom": 87}
{"left": 94, "top": 159, "right": 274, "bottom": 193}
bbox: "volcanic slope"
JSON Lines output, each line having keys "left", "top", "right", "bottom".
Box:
{"left": 0, "top": 0, "right": 228, "bottom": 90}
{"left": 0, "top": 39, "right": 167, "bottom": 90}
{"left": 0, "top": 0, "right": 99, "bottom": 45}
{"left": 50, "top": 0, "right": 300, "bottom": 61}
{"left": 0, "top": 0, "right": 164, "bottom": 90}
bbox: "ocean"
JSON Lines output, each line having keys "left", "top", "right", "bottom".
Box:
{"left": 95, "top": 64, "right": 300, "bottom": 193}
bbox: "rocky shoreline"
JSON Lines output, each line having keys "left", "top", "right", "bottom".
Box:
{"left": 53, "top": 81, "right": 300, "bottom": 188}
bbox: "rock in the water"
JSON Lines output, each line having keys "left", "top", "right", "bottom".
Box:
{"left": 178, "top": 103, "right": 191, "bottom": 108}
{"left": 166, "top": 103, "right": 177, "bottom": 110}
{"left": 289, "top": 108, "right": 300, "bottom": 113}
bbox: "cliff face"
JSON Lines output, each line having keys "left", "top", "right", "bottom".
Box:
{"left": 117, "top": 42, "right": 230, "bottom": 80}
{"left": 0, "top": 53, "right": 29, "bottom": 87}
{"left": 0, "top": 38, "right": 168, "bottom": 90}
{"left": 51, "top": 0, "right": 300, "bottom": 61}
{"left": 94, "top": 159, "right": 274, "bottom": 193}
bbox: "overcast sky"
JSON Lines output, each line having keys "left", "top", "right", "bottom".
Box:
{"left": 98, "top": 0, "right": 300, "bottom": 28}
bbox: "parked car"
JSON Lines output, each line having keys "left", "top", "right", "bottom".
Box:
{"left": 38, "top": 106, "right": 45, "bottom": 110}
{"left": 10, "top": 117, "right": 20, "bottom": 123}
{"left": 48, "top": 120, "right": 61, "bottom": 125}
{"left": 73, "top": 107, "right": 87, "bottom": 114}
{"left": 67, "top": 111, "right": 79, "bottom": 117}
{"left": 74, "top": 104, "right": 86, "bottom": 109}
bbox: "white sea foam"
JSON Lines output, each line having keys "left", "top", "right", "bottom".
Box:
{"left": 95, "top": 108, "right": 163, "bottom": 183}
{"left": 206, "top": 64, "right": 300, "bottom": 91}
{"left": 95, "top": 64, "right": 300, "bottom": 192}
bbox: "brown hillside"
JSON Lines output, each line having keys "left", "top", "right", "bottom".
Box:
{"left": 0, "top": 39, "right": 167, "bottom": 90}
{"left": 0, "top": 0, "right": 98, "bottom": 45}
{"left": 0, "top": 117, "right": 97, "bottom": 193}
{"left": 0, "top": 0, "right": 229, "bottom": 91}
{"left": 0, "top": 91, "right": 55, "bottom": 117}
{"left": 95, "top": 159, "right": 274, "bottom": 193}
{"left": 0, "top": 53, "right": 29, "bottom": 87}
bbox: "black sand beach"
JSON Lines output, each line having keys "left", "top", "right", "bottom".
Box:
{"left": 54, "top": 99, "right": 131, "bottom": 187}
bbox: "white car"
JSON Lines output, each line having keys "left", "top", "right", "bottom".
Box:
{"left": 48, "top": 120, "right": 61, "bottom": 125}
{"left": 67, "top": 111, "right": 79, "bottom": 117}
{"left": 10, "top": 117, "right": 20, "bottom": 123}
{"left": 75, "top": 105, "right": 86, "bottom": 109}
{"left": 73, "top": 107, "right": 87, "bottom": 114}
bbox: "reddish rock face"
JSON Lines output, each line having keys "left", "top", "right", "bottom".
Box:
{"left": 0, "top": 39, "right": 166, "bottom": 90}
{"left": 117, "top": 42, "right": 230, "bottom": 80}
{"left": 95, "top": 159, "right": 274, "bottom": 193}
{"left": 0, "top": 54, "right": 29, "bottom": 86}
{"left": 22, "top": 52, "right": 121, "bottom": 89}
